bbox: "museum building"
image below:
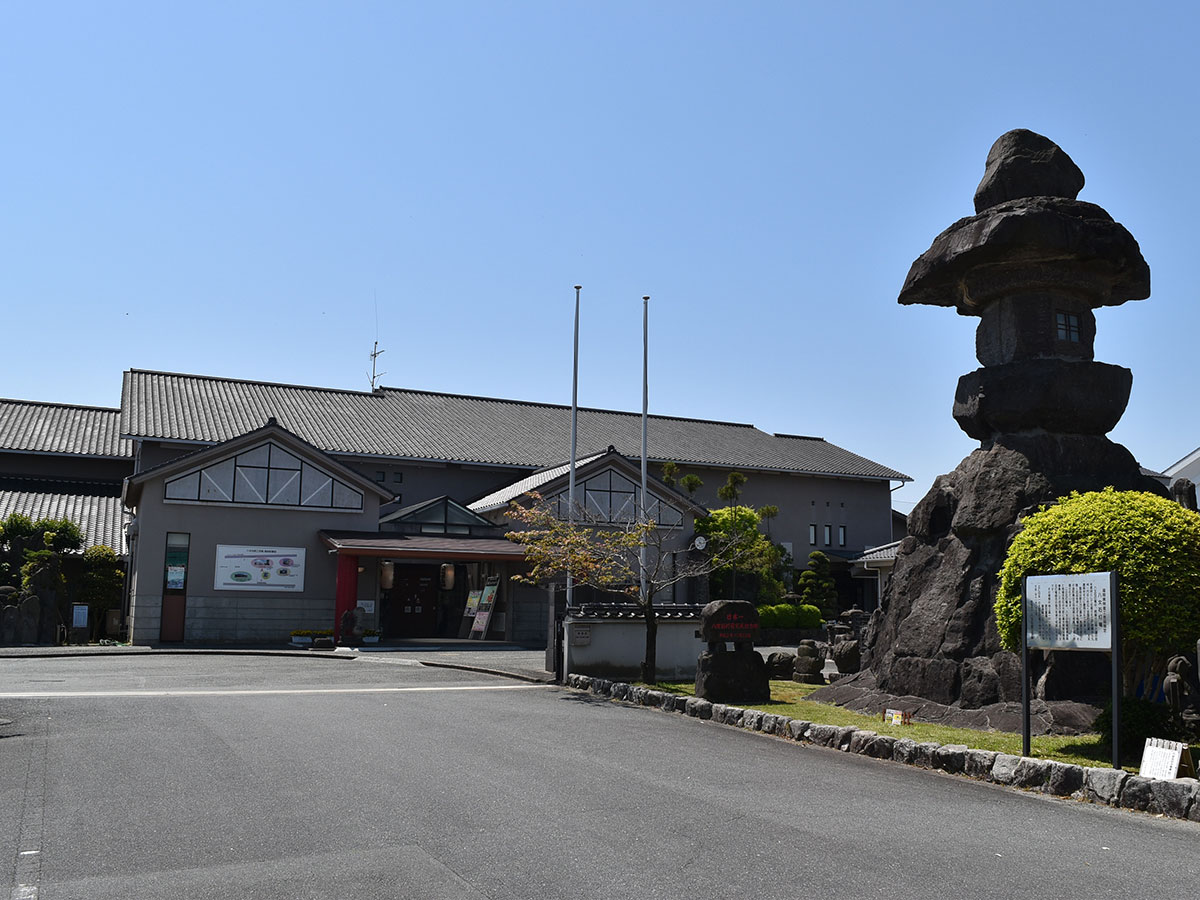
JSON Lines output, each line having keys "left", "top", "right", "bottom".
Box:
{"left": 0, "top": 368, "right": 909, "bottom": 644}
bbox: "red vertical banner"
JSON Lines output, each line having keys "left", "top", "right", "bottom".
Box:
{"left": 334, "top": 554, "right": 359, "bottom": 641}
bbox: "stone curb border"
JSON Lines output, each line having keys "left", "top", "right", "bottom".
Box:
{"left": 564, "top": 674, "right": 1200, "bottom": 823}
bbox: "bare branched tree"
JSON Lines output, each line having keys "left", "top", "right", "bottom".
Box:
{"left": 505, "top": 492, "right": 767, "bottom": 682}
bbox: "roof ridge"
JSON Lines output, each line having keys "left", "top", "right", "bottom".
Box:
{"left": 126, "top": 368, "right": 386, "bottom": 399}
{"left": 379, "top": 386, "right": 759, "bottom": 429}
{"left": 773, "top": 433, "right": 826, "bottom": 441}
{"left": 0, "top": 398, "right": 121, "bottom": 414}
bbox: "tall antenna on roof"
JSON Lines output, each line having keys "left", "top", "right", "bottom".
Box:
{"left": 368, "top": 291, "right": 387, "bottom": 390}
{"left": 368, "top": 341, "right": 387, "bottom": 390}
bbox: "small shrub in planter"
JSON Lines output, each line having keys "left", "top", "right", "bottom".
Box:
{"left": 290, "top": 629, "right": 333, "bottom": 644}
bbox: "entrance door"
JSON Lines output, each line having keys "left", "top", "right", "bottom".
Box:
{"left": 160, "top": 532, "right": 190, "bottom": 642}
{"left": 385, "top": 566, "right": 438, "bottom": 638}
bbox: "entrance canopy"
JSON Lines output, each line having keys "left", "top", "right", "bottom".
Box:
{"left": 319, "top": 530, "right": 527, "bottom": 561}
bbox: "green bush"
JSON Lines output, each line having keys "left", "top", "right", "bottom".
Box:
{"left": 994, "top": 489, "right": 1200, "bottom": 695}
{"left": 795, "top": 603, "right": 822, "bottom": 630}
{"left": 774, "top": 604, "right": 799, "bottom": 629}
{"left": 756, "top": 603, "right": 822, "bottom": 630}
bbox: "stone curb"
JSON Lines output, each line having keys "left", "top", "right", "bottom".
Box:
{"left": 562, "top": 673, "right": 1200, "bottom": 823}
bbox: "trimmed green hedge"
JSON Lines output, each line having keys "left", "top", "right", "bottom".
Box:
{"left": 756, "top": 603, "right": 822, "bottom": 630}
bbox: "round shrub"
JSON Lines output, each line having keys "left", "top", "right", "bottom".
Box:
{"left": 995, "top": 489, "right": 1200, "bottom": 684}
{"left": 773, "top": 604, "right": 800, "bottom": 630}
{"left": 795, "top": 603, "right": 822, "bottom": 630}
{"left": 756, "top": 605, "right": 780, "bottom": 629}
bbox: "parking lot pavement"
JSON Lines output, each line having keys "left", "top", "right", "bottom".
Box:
{"left": 0, "top": 640, "right": 556, "bottom": 683}
{"left": 0, "top": 641, "right": 840, "bottom": 683}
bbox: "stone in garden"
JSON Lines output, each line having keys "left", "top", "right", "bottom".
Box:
{"left": 694, "top": 600, "right": 769, "bottom": 703}
{"left": 793, "top": 639, "right": 825, "bottom": 684}
{"left": 832, "top": 639, "right": 860, "bottom": 674}
{"left": 1171, "top": 477, "right": 1197, "bottom": 511}
{"left": 818, "top": 130, "right": 1167, "bottom": 714}
{"left": 765, "top": 650, "right": 795, "bottom": 679}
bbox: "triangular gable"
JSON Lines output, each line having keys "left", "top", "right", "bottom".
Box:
{"left": 379, "top": 495, "right": 493, "bottom": 530}
{"left": 123, "top": 420, "right": 391, "bottom": 511}
{"left": 164, "top": 439, "right": 367, "bottom": 511}
{"left": 533, "top": 449, "right": 706, "bottom": 528}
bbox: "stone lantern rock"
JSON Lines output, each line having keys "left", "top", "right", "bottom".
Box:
{"left": 813, "top": 130, "right": 1167, "bottom": 723}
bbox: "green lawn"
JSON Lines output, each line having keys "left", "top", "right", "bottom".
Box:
{"left": 652, "top": 680, "right": 1126, "bottom": 770}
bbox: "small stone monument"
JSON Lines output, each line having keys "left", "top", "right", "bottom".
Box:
{"left": 1171, "top": 478, "right": 1197, "bottom": 512}
{"left": 792, "top": 639, "right": 825, "bottom": 685}
{"left": 695, "top": 599, "right": 770, "bottom": 702}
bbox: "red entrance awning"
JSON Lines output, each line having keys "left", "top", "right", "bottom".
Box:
{"left": 319, "top": 530, "right": 528, "bottom": 561}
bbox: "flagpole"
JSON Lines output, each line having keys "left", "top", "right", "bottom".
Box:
{"left": 640, "top": 295, "right": 649, "bottom": 608}
{"left": 567, "top": 285, "right": 581, "bottom": 609}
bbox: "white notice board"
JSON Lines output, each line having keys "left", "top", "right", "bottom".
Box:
{"left": 1025, "top": 572, "right": 1115, "bottom": 650}
{"left": 214, "top": 545, "right": 306, "bottom": 591}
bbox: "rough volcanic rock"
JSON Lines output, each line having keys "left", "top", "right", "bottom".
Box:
{"left": 862, "top": 433, "right": 1165, "bottom": 709}
{"left": 765, "top": 650, "right": 795, "bottom": 679}
{"left": 953, "top": 360, "right": 1132, "bottom": 438}
{"left": 831, "top": 639, "right": 861, "bottom": 674}
{"left": 974, "top": 129, "right": 1085, "bottom": 212}
{"left": 898, "top": 198, "right": 1150, "bottom": 314}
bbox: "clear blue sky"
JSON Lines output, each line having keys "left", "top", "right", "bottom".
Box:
{"left": 3, "top": 2, "right": 1196, "bottom": 511}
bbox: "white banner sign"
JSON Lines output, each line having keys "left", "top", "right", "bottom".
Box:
{"left": 214, "top": 545, "right": 306, "bottom": 592}
{"left": 1025, "top": 572, "right": 1115, "bottom": 650}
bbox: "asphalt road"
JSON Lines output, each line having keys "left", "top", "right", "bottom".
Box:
{"left": 1, "top": 655, "right": 1196, "bottom": 900}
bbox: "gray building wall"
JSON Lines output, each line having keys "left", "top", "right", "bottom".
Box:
{"left": 128, "top": 480, "right": 380, "bottom": 643}
{"left": 659, "top": 464, "right": 895, "bottom": 565}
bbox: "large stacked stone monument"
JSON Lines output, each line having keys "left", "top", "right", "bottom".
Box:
{"left": 850, "top": 130, "right": 1167, "bottom": 712}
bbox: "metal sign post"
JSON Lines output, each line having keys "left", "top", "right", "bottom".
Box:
{"left": 1021, "top": 572, "right": 1120, "bottom": 768}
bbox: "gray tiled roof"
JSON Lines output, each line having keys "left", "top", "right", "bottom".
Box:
{"left": 121, "top": 369, "right": 910, "bottom": 481}
{"left": 469, "top": 452, "right": 607, "bottom": 513}
{"left": 0, "top": 478, "right": 128, "bottom": 553}
{"left": 853, "top": 539, "right": 901, "bottom": 563}
{"left": 0, "top": 399, "right": 132, "bottom": 458}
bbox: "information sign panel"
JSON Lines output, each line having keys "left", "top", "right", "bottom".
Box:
{"left": 464, "top": 589, "right": 483, "bottom": 617}
{"left": 214, "top": 545, "right": 306, "bottom": 591}
{"left": 1139, "top": 738, "right": 1194, "bottom": 780}
{"left": 1025, "top": 572, "right": 1115, "bottom": 650}
{"left": 469, "top": 580, "right": 500, "bottom": 639}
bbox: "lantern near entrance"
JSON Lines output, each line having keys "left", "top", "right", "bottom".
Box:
{"left": 379, "top": 560, "right": 394, "bottom": 590}
{"left": 440, "top": 563, "right": 455, "bottom": 591}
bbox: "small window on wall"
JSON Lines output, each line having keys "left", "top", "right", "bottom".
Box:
{"left": 1056, "top": 312, "right": 1081, "bottom": 342}
{"left": 393, "top": 472, "right": 403, "bottom": 484}
{"left": 823, "top": 524, "right": 831, "bottom": 546}
{"left": 838, "top": 525, "right": 847, "bottom": 547}
{"left": 375, "top": 471, "right": 386, "bottom": 482}
{"left": 808, "top": 524, "right": 817, "bottom": 545}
